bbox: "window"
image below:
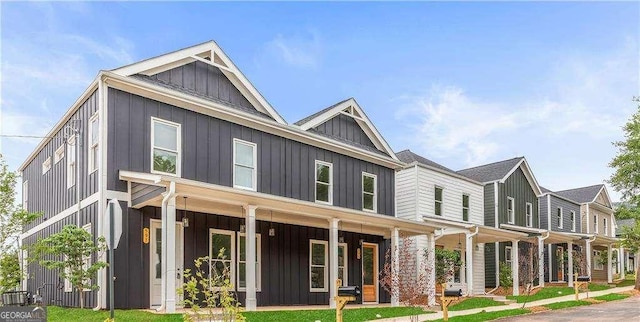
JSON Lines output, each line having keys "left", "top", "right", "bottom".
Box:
{"left": 88, "top": 113, "right": 99, "bottom": 173}
{"left": 238, "top": 233, "right": 261, "bottom": 291}
{"left": 338, "top": 243, "right": 348, "bottom": 286}
{"left": 557, "top": 207, "right": 563, "bottom": 229}
{"left": 64, "top": 255, "right": 72, "bottom": 292}
{"left": 603, "top": 218, "right": 608, "bottom": 236}
{"left": 54, "top": 145, "right": 64, "bottom": 164}
{"left": 571, "top": 211, "right": 576, "bottom": 232}
{"left": 233, "top": 139, "right": 257, "bottom": 190}
{"left": 434, "top": 186, "right": 443, "bottom": 216}
{"left": 462, "top": 194, "right": 470, "bottom": 221}
{"left": 593, "top": 215, "right": 598, "bottom": 234}
{"left": 151, "top": 117, "right": 180, "bottom": 176}
{"left": 66, "top": 136, "right": 76, "bottom": 188}
{"left": 42, "top": 157, "right": 51, "bottom": 174}
{"left": 209, "top": 229, "right": 235, "bottom": 288}
{"left": 525, "top": 203, "right": 533, "bottom": 227}
{"left": 82, "top": 224, "right": 92, "bottom": 290}
{"left": 310, "top": 240, "right": 328, "bottom": 292}
{"left": 362, "top": 173, "right": 377, "bottom": 212}
{"left": 507, "top": 197, "right": 515, "bottom": 224}
{"left": 315, "top": 161, "right": 333, "bottom": 204}
{"left": 22, "top": 181, "right": 28, "bottom": 211}
{"left": 505, "top": 246, "right": 512, "bottom": 264}
{"left": 21, "top": 250, "right": 28, "bottom": 291}
{"left": 594, "top": 250, "right": 603, "bottom": 270}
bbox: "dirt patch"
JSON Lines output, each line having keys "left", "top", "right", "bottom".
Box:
{"left": 527, "top": 306, "right": 549, "bottom": 313}
{"left": 486, "top": 286, "right": 541, "bottom": 297}
{"left": 584, "top": 298, "right": 604, "bottom": 304}
{"left": 620, "top": 289, "right": 640, "bottom": 297}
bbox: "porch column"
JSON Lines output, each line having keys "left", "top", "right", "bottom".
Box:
{"left": 568, "top": 242, "right": 574, "bottom": 287}
{"left": 585, "top": 240, "right": 592, "bottom": 277}
{"left": 607, "top": 244, "right": 613, "bottom": 283}
{"left": 465, "top": 234, "right": 473, "bottom": 296}
{"left": 329, "top": 218, "right": 340, "bottom": 309}
{"left": 547, "top": 244, "right": 552, "bottom": 283}
{"left": 538, "top": 237, "right": 545, "bottom": 287}
{"left": 427, "top": 233, "right": 436, "bottom": 306}
{"left": 245, "top": 205, "right": 258, "bottom": 311}
{"left": 164, "top": 193, "right": 177, "bottom": 312}
{"left": 512, "top": 240, "right": 519, "bottom": 296}
{"left": 619, "top": 246, "right": 625, "bottom": 279}
{"left": 390, "top": 227, "right": 400, "bottom": 306}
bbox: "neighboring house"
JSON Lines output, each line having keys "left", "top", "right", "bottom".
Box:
{"left": 19, "top": 41, "right": 443, "bottom": 311}
{"left": 615, "top": 218, "right": 637, "bottom": 277}
{"left": 555, "top": 184, "right": 617, "bottom": 282}
{"left": 457, "top": 157, "right": 543, "bottom": 295}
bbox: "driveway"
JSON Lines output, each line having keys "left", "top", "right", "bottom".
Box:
{"left": 499, "top": 296, "right": 640, "bottom": 321}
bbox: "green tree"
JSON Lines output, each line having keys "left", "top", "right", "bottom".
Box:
{"left": 31, "top": 225, "right": 107, "bottom": 308}
{"left": 434, "top": 248, "right": 462, "bottom": 285}
{"left": 0, "top": 250, "right": 21, "bottom": 293}
{"left": 609, "top": 97, "right": 640, "bottom": 290}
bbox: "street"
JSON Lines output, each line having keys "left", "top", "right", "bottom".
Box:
{"left": 499, "top": 296, "right": 640, "bottom": 321}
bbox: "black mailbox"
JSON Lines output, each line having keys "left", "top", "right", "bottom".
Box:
{"left": 577, "top": 276, "right": 591, "bottom": 282}
{"left": 338, "top": 286, "right": 361, "bottom": 297}
{"left": 444, "top": 288, "right": 462, "bottom": 297}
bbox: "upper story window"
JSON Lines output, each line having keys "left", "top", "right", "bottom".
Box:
{"left": 233, "top": 139, "right": 257, "bottom": 191}
{"left": 593, "top": 215, "right": 598, "bottom": 234}
{"left": 525, "top": 203, "right": 533, "bottom": 227}
{"left": 66, "top": 136, "right": 76, "bottom": 188}
{"left": 507, "top": 197, "right": 515, "bottom": 224}
{"left": 603, "top": 218, "right": 608, "bottom": 236}
{"left": 54, "top": 145, "right": 64, "bottom": 164}
{"left": 434, "top": 186, "right": 443, "bottom": 216}
{"left": 88, "top": 113, "right": 99, "bottom": 173}
{"left": 151, "top": 117, "right": 181, "bottom": 176}
{"left": 42, "top": 156, "right": 51, "bottom": 174}
{"left": 22, "top": 181, "right": 28, "bottom": 211}
{"left": 362, "top": 173, "right": 377, "bottom": 212}
{"left": 557, "top": 207, "right": 563, "bottom": 229}
{"left": 571, "top": 211, "right": 576, "bottom": 232}
{"left": 315, "top": 161, "right": 333, "bottom": 204}
{"left": 462, "top": 194, "right": 470, "bottom": 221}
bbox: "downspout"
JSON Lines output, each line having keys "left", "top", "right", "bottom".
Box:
{"left": 466, "top": 226, "right": 479, "bottom": 295}
{"left": 491, "top": 182, "right": 499, "bottom": 293}
{"left": 76, "top": 128, "right": 81, "bottom": 226}
{"left": 156, "top": 181, "right": 176, "bottom": 313}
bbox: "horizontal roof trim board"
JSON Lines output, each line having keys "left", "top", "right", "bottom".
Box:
{"left": 103, "top": 72, "right": 403, "bottom": 169}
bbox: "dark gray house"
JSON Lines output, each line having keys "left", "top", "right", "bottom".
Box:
{"left": 19, "top": 41, "right": 439, "bottom": 311}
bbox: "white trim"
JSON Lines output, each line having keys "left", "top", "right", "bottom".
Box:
{"left": 505, "top": 245, "right": 513, "bottom": 264}
{"left": 42, "top": 156, "right": 52, "bottom": 174}
{"left": 237, "top": 233, "right": 262, "bottom": 292}
{"left": 105, "top": 190, "right": 131, "bottom": 201}
{"left": 594, "top": 214, "right": 599, "bottom": 235}
{"left": 603, "top": 218, "right": 608, "bottom": 236}
{"left": 547, "top": 194, "right": 552, "bottom": 230}
{"left": 309, "top": 239, "right": 328, "bottom": 292}
{"left": 66, "top": 136, "right": 76, "bottom": 188}
{"left": 525, "top": 202, "right": 533, "bottom": 227}
{"left": 434, "top": 186, "right": 444, "bottom": 216}
{"left": 557, "top": 207, "right": 564, "bottom": 229}
{"left": 82, "top": 223, "right": 93, "bottom": 291}
{"left": 22, "top": 180, "right": 28, "bottom": 211}
{"left": 88, "top": 112, "right": 100, "bottom": 174}
{"left": 314, "top": 160, "right": 333, "bottom": 205}
{"left": 571, "top": 211, "right": 576, "bottom": 232}
{"left": 338, "top": 243, "right": 348, "bottom": 286}
{"left": 20, "top": 192, "right": 100, "bottom": 239}
{"left": 500, "top": 158, "right": 543, "bottom": 196}
{"left": 150, "top": 117, "right": 182, "bottom": 177}
{"left": 232, "top": 139, "right": 257, "bottom": 191}
{"left": 507, "top": 197, "right": 515, "bottom": 224}
{"left": 362, "top": 172, "right": 377, "bottom": 212}
{"left": 54, "top": 145, "right": 65, "bottom": 164}
{"left": 209, "top": 229, "right": 236, "bottom": 289}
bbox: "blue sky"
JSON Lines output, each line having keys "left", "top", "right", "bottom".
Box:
{"left": 1, "top": 2, "right": 638, "bottom": 201}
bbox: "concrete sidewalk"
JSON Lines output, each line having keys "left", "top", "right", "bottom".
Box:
{"left": 375, "top": 286, "right": 636, "bottom": 322}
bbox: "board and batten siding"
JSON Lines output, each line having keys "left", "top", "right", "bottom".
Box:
{"left": 311, "top": 114, "right": 378, "bottom": 151}
{"left": 539, "top": 195, "right": 581, "bottom": 233}
{"left": 106, "top": 88, "right": 395, "bottom": 216}
{"left": 484, "top": 243, "right": 496, "bottom": 287}
{"left": 484, "top": 184, "right": 495, "bottom": 227}
{"left": 22, "top": 90, "right": 100, "bottom": 231}
{"left": 498, "top": 167, "right": 539, "bottom": 228}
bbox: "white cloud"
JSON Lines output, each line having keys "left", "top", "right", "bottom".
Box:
{"left": 264, "top": 30, "right": 323, "bottom": 69}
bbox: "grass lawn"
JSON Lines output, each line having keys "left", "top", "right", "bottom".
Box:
{"left": 448, "top": 298, "right": 505, "bottom": 311}
{"left": 243, "top": 306, "right": 429, "bottom": 322}
{"left": 507, "top": 287, "right": 574, "bottom": 303}
{"left": 588, "top": 283, "right": 612, "bottom": 291}
{"left": 544, "top": 300, "right": 591, "bottom": 310}
{"left": 616, "top": 275, "right": 636, "bottom": 287}
{"left": 48, "top": 306, "right": 183, "bottom": 322}
{"left": 593, "top": 293, "right": 630, "bottom": 301}
{"left": 428, "top": 308, "right": 531, "bottom": 322}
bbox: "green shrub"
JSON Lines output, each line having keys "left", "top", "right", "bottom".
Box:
{"left": 499, "top": 262, "right": 513, "bottom": 287}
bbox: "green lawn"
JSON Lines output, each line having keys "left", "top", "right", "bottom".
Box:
{"left": 588, "top": 283, "right": 612, "bottom": 291}
{"left": 243, "top": 306, "right": 429, "bottom": 322}
{"left": 544, "top": 300, "right": 591, "bottom": 310}
{"left": 616, "top": 276, "right": 636, "bottom": 287}
{"left": 48, "top": 306, "right": 183, "bottom": 322}
{"left": 448, "top": 298, "right": 505, "bottom": 311}
{"left": 593, "top": 293, "right": 630, "bottom": 301}
{"left": 428, "top": 309, "right": 530, "bottom": 322}
{"left": 507, "top": 287, "right": 574, "bottom": 303}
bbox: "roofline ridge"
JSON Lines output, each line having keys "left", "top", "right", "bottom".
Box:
{"left": 457, "top": 156, "right": 524, "bottom": 172}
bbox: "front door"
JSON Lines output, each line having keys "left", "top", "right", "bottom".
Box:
{"left": 150, "top": 220, "right": 184, "bottom": 308}
{"left": 362, "top": 243, "right": 378, "bottom": 303}
{"left": 557, "top": 246, "right": 564, "bottom": 281}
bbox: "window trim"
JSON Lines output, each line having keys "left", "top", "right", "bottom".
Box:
{"left": 66, "top": 136, "right": 76, "bottom": 189}
{"left": 237, "top": 233, "right": 262, "bottom": 292}
{"left": 54, "top": 145, "right": 65, "bottom": 164}
{"left": 309, "top": 239, "right": 328, "bottom": 292}
{"left": 82, "top": 223, "right": 92, "bottom": 291}
{"left": 507, "top": 197, "right": 515, "bottom": 224}
{"left": 361, "top": 172, "right": 377, "bottom": 212}
{"left": 150, "top": 117, "right": 181, "bottom": 177}
{"left": 603, "top": 218, "right": 608, "bottom": 236}
{"left": 594, "top": 250, "right": 604, "bottom": 270}
{"left": 232, "top": 139, "right": 258, "bottom": 191}
{"left": 338, "top": 243, "right": 348, "bottom": 286}
{"left": 462, "top": 194, "right": 470, "bottom": 222}
{"left": 209, "top": 229, "right": 236, "bottom": 290}
{"left": 571, "top": 211, "right": 576, "bottom": 232}
{"left": 88, "top": 113, "right": 99, "bottom": 174}
{"left": 434, "top": 186, "right": 444, "bottom": 216}
{"left": 593, "top": 215, "right": 598, "bottom": 234}
{"left": 525, "top": 202, "right": 533, "bottom": 227}
{"left": 42, "top": 156, "right": 52, "bottom": 174}
{"left": 505, "top": 246, "right": 513, "bottom": 264}
{"left": 557, "top": 207, "right": 563, "bottom": 229}
{"left": 314, "top": 161, "right": 333, "bottom": 205}
{"left": 22, "top": 180, "right": 28, "bottom": 211}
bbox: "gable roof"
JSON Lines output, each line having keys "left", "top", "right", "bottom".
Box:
{"left": 294, "top": 98, "right": 398, "bottom": 160}
{"left": 457, "top": 157, "right": 543, "bottom": 196}
{"left": 396, "top": 150, "right": 482, "bottom": 185}
{"left": 555, "top": 184, "right": 611, "bottom": 206}
{"left": 111, "top": 40, "right": 287, "bottom": 124}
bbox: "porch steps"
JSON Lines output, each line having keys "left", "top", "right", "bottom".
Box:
{"left": 474, "top": 294, "right": 516, "bottom": 305}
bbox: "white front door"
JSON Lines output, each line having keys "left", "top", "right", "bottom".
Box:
{"left": 150, "top": 220, "right": 184, "bottom": 308}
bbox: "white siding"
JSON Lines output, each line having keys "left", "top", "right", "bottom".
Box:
{"left": 473, "top": 242, "right": 485, "bottom": 294}
{"left": 395, "top": 166, "right": 419, "bottom": 220}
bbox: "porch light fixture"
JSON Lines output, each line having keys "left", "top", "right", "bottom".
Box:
{"left": 269, "top": 210, "right": 275, "bottom": 237}
{"left": 182, "top": 197, "right": 189, "bottom": 228}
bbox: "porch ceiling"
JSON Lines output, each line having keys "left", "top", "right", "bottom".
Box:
{"left": 546, "top": 231, "right": 582, "bottom": 244}
{"left": 475, "top": 225, "right": 530, "bottom": 244}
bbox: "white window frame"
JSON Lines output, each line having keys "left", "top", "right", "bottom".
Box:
{"left": 594, "top": 250, "right": 604, "bottom": 270}
{"left": 22, "top": 180, "right": 28, "bottom": 211}
{"left": 603, "top": 218, "right": 608, "bottom": 236}
{"left": 362, "top": 172, "right": 377, "bottom": 212}
{"left": 21, "top": 249, "right": 28, "bottom": 291}
{"left": 507, "top": 197, "right": 515, "bottom": 224}
{"left": 557, "top": 207, "right": 563, "bottom": 229}
{"left": 309, "top": 239, "right": 328, "bottom": 292}
{"left": 314, "top": 161, "right": 333, "bottom": 205}
{"left": 42, "top": 156, "right": 51, "bottom": 174}
{"left": 525, "top": 202, "right": 533, "bottom": 227}
{"left": 150, "top": 117, "right": 181, "bottom": 177}
{"left": 88, "top": 113, "right": 99, "bottom": 174}
{"left": 434, "top": 186, "right": 443, "bottom": 216}
{"left": 593, "top": 215, "right": 598, "bottom": 234}
{"left": 54, "top": 145, "right": 65, "bottom": 164}
{"left": 237, "top": 233, "right": 261, "bottom": 292}
{"left": 209, "top": 229, "right": 236, "bottom": 289}
{"left": 505, "top": 246, "right": 512, "bottom": 264}
{"left": 571, "top": 211, "right": 576, "bottom": 232}
{"left": 338, "top": 243, "right": 348, "bottom": 286}
{"left": 66, "top": 136, "right": 76, "bottom": 189}
{"left": 462, "top": 194, "right": 470, "bottom": 221}
{"left": 232, "top": 139, "right": 257, "bottom": 191}
{"left": 82, "top": 223, "right": 92, "bottom": 291}
{"left": 64, "top": 255, "right": 72, "bottom": 292}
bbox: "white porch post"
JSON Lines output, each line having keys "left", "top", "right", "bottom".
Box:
{"left": 585, "top": 240, "right": 592, "bottom": 277}
{"left": 512, "top": 241, "right": 519, "bottom": 296}
{"left": 390, "top": 227, "right": 400, "bottom": 306}
{"left": 164, "top": 193, "right": 177, "bottom": 312}
{"left": 568, "top": 242, "right": 574, "bottom": 287}
{"left": 245, "top": 205, "right": 258, "bottom": 311}
{"left": 427, "top": 233, "right": 436, "bottom": 306}
{"left": 547, "top": 244, "right": 552, "bottom": 283}
{"left": 607, "top": 244, "right": 613, "bottom": 283}
{"left": 538, "top": 237, "right": 545, "bottom": 287}
{"left": 465, "top": 234, "right": 473, "bottom": 296}
{"left": 619, "top": 246, "right": 625, "bottom": 279}
{"left": 329, "top": 218, "right": 340, "bottom": 309}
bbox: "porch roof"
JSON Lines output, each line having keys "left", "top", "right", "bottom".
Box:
{"left": 566, "top": 232, "right": 619, "bottom": 247}
{"left": 475, "top": 225, "right": 530, "bottom": 243}
{"left": 500, "top": 224, "right": 582, "bottom": 244}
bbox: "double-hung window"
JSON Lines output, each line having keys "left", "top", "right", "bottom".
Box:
{"left": 209, "top": 229, "right": 235, "bottom": 287}
{"left": 22, "top": 181, "right": 28, "bottom": 211}
{"left": 338, "top": 243, "right": 348, "bottom": 286}
{"left": 82, "top": 223, "right": 92, "bottom": 290}
{"left": 315, "top": 161, "right": 332, "bottom": 204}
{"left": 151, "top": 117, "right": 180, "bottom": 176}
{"left": 593, "top": 250, "right": 603, "bottom": 270}
{"left": 507, "top": 197, "right": 515, "bottom": 224}
{"left": 362, "top": 173, "right": 377, "bottom": 212}
{"left": 525, "top": 202, "right": 533, "bottom": 227}
{"left": 505, "top": 246, "right": 512, "bottom": 264}
{"left": 238, "top": 233, "right": 261, "bottom": 291}
{"left": 88, "top": 113, "right": 99, "bottom": 173}
{"left": 434, "top": 186, "right": 443, "bottom": 216}
{"left": 310, "top": 240, "right": 328, "bottom": 292}
{"left": 603, "top": 218, "right": 608, "bottom": 236}
{"left": 462, "top": 194, "right": 470, "bottom": 221}
{"left": 593, "top": 215, "right": 598, "bottom": 234}
{"left": 557, "top": 207, "right": 563, "bottom": 229}
{"left": 233, "top": 139, "right": 257, "bottom": 190}
{"left": 571, "top": 211, "right": 576, "bottom": 232}
{"left": 66, "top": 136, "right": 76, "bottom": 188}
